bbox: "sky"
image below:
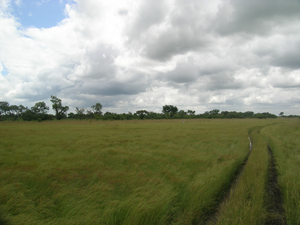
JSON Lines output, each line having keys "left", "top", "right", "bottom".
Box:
{"left": 0, "top": 0, "right": 300, "bottom": 115}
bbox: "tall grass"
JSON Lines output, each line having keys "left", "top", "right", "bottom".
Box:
{"left": 0, "top": 119, "right": 275, "bottom": 224}
{"left": 261, "top": 118, "right": 300, "bottom": 225}
{"left": 209, "top": 127, "right": 269, "bottom": 225}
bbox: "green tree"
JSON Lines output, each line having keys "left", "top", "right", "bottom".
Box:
{"left": 91, "top": 103, "right": 102, "bottom": 115}
{"left": 75, "top": 107, "right": 85, "bottom": 120}
{"left": 244, "top": 111, "right": 254, "bottom": 118}
{"left": 0, "top": 101, "right": 9, "bottom": 115}
{"left": 18, "top": 105, "right": 27, "bottom": 114}
{"left": 209, "top": 109, "right": 220, "bottom": 115}
{"left": 22, "top": 109, "right": 35, "bottom": 121}
{"left": 86, "top": 110, "right": 94, "bottom": 119}
{"left": 103, "top": 112, "right": 114, "bottom": 120}
{"left": 162, "top": 105, "right": 178, "bottom": 117}
{"left": 9, "top": 105, "right": 20, "bottom": 120}
{"left": 31, "top": 101, "right": 49, "bottom": 115}
{"left": 187, "top": 110, "right": 195, "bottom": 116}
{"left": 177, "top": 110, "right": 187, "bottom": 119}
{"left": 279, "top": 112, "right": 284, "bottom": 117}
{"left": 31, "top": 101, "right": 49, "bottom": 120}
{"left": 68, "top": 112, "right": 75, "bottom": 119}
{"left": 50, "top": 95, "right": 69, "bottom": 120}
{"left": 135, "top": 110, "right": 148, "bottom": 119}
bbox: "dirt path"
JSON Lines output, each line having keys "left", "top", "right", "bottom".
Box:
{"left": 266, "top": 146, "right": 285, "bottom": 225}
{"left": 204, "top": 137, "right": 253, "bottom": 224}
{"left": 205, "top": 135, "right": 286, "bottom": 225}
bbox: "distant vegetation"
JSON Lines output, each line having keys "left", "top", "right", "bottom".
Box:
{"left": 1, "top": 96, "right": 295, "bottom": 122}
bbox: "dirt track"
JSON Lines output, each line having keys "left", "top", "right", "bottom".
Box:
{"left": 266, "top": 146, "right": 285, "bottom": 225}
{"left": 206, "top": 137, "right": 286, "bottom": 225}
{"left": 204, "top": 137, "right": 253, "bottom": 224}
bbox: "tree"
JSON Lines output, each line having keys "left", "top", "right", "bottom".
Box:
{"left": 9, "top": 105, "right": 20, "bottom": 120}
{"left": 75, "top": 107, "right": 85, "bottom": 119}
{"left": 135, "top": 110, "right": 148, "bottom": 119}
{"left": 31, "top": 101, "right": 49, "bottom": 114}
{"left": 22, "top": 109, "right": 34, "bottom": 121}
{"left": 50, "top": 95, "right": 69, "bottom": 120}
{"left": 162, "top": 105, "right": 178, "bottom": 117}
{"left": 187, "top": 110, "right": 195, "bottom": 116}
{"left": 86, "top": 110, "right": 94, "bottom": 119}
{"left": 279, "top": 112, "right": 284, "bottom": 117}
{"left": 0, "top": 101, "right": 9, "bottom": 115}
{"left": 244, "top": 111, "right": 254, "bottom": 118}
{"left": 209, "top": 109, "right": 220, "bottom": 115}
{"left": 31, "top": 101, "right": 49, "bottom": 120}
{"left": 68, "top": 112, "right": 75, "bottom": 119}
{"left": 103, "top": 111, "right": 115, "bottom": 120}
{"left": 125, "top": 111, "right": 133, "bottom": 120}
{"left": 91, "top": 103, "right": 102, "bottom": 115}
{"left": 18, "top": 105, "right": 27, "bottom": 114}
{"left": 178, "top": 110, "right": 187, "bottom": 118}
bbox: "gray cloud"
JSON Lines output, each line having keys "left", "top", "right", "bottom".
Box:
{"left": 127, "top": 0, "right": 167, "bottom": 39}
{"left": 159, "top": 61, "right": 199, "bottom": 83}
{"left": 79, "top": 79, "right": 147, "bottom": 96}
{"left": 72, "top": 44, "right": 117, "bottom": 79}
{"left": 143, "top": 28, "right": 209, "bottom": 60}
{"left": 205, "top": 78, "right": 244, "bottom": 91}
{"left": 1, "top": 0, "right": 300, "bottom": 115}
{"left": 127, "top": 0, "right": 213, "bottom": 61}
{"left": 215, "top": 0, "right": 300, "bottom": 36}
{"left": 118, "top": 9, "right": 128, "bottom": 16}
{"left": 271, "top": 42, "right": 300, "bottom": 69}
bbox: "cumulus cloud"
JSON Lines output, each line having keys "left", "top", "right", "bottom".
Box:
{"left": 214, "top": 0, "right": 300, "bottom": 36}
{"left": 126, "top": 0, "right": 217, "bottom": 61}
{"left": 0, "top": 0, "right": 300, "bottom": 115}
{"left": 159, "top": 60, "right": 199, "bottom": 83}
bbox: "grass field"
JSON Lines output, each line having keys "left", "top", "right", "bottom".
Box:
{"left": 0, "top": 118, "right": 291, "bottom": 224}
{"left": 210, "top": 127, "right": 269, "bottom": 225}
{"left": 261, "top": 119, "right": 300, "bottom": 225}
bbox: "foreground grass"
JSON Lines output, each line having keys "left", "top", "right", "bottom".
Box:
{"left": 261, "top": 119, "right": 300, "bottom": 225}
{"left": 210, "top": 127, "right": 269, "bottom": 225}
{"left": 0, "top": 119, "right": 275, "bottom": 224}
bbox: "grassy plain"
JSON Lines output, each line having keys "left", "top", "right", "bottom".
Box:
{"left": 211, "top": 127, "right": 269, "bottom": 225}
{"left": 0, "top": 119, "right": 276, "bottom": 224}
{"left": 261, "top": 118, "right": 300, "bottom": 225}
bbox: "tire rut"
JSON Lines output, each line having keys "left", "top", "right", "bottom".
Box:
{"left": 266, "top": 146, "right": 285, "bottom": 225}
{"left": 204, "top": 137, "right": 253, "bottom": 225}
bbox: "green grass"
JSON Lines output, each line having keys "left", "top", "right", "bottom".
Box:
{"left": 0, "top": 119, "right": 276, "bottom": 224}
{"left": 211, "top": 127, "right": 269, "bottom": 225}
{"left": 261, "top": 118, "right": 300, "bottom": 225}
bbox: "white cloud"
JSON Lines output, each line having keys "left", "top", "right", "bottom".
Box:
{"left": 0, "top": 0, "right": 300, "bottom": 115}
{"left": 0, "top": 0, "right": 10, "bottom": 11}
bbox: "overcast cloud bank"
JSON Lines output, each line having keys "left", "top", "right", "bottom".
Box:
{"left": 0, "top": 0, "right": 300, "bottom": 115}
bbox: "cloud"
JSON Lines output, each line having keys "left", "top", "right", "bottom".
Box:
{"left": 0, "top": 0, "right": 10, "bottom": 11}
{"left": 214, "top": 0, "right": 300, "bottom": 36}
{"left": 70, "top": 44, "right": 118, "bottom": 80}
{"left": 125, "top": 0, "right": 219, "bottom": 61}
{"left": 126, "top": 0, "right": 167, "bottom": 39}
{"left": 159, "top": 60, "right": 199, "bottom": 83}
{"left": 0, "top": 0, "right": 300, "bottom": 115}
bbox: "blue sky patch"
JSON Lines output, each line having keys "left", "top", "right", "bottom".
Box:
{"left": 0, "top": 63, "right": 9, "bottom": 76}
{"left": 10, "top": 0, "right": 75, "bottom": 29}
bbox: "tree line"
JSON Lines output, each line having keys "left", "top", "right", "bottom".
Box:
{"left": 1, "top": 96, "right": 296, "bottom": 122}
